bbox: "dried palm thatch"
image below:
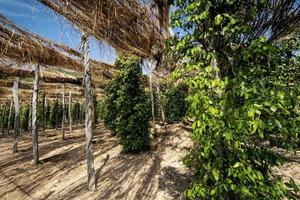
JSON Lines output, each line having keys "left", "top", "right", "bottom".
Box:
{"left": 0, "top": 79, "right": 106, "bottom": 104}
{"left": 37, "top": 0, "right": 168, "bottom": 57}
{"left": 0, "top": 14, "right": 116, "bottom": 76}
{"left": 0, "top": 66, "right": 83, "bottom": 85}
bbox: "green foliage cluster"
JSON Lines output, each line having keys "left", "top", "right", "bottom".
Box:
{"left": 49, "top": 99, "right": 62, "bottom": 128}
{"left": 97, "top": 101, "right": 106, "bottom": 121}
{"left": 71, "top": 101, "right": 82, "bottom": 123}
{"left": 103, "top": 55, "right": 151, "bottom": 152}
{"left": 0, "top": 105, "right": 14, "bottom": 129}
{"left": 164, "top": 83, "right": 188, "bottom": 122}
{"left": 20, "top": 105, "right": 30, "bottom": 131}
{"left": 170, "top": 0, "right": 300, "bottom": 199}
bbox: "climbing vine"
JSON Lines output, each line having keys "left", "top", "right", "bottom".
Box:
{"left": 170, "top": 0, "right": 300, "bottom": 199}
{"left": 104, "top": 55, "right": 151, "bottom": 152}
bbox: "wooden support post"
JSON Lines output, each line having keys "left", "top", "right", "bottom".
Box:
{"left": 149, "top": 75, "right": 156, "bottom": 133}
{"left": 79, "top": 103, "right": 83, "bottom": 124}
{"left": 7, "top": 98, "right": 13, "bottom": 136}
{"left": 13, "top": 77, "right": 20, "bottom": 153}
{"left": 82, "top": 33, "right": 96, "bottom": 191}
{"left": 1, "top": 104, "right": 6, "bottom": 137}
{"left": 44, "top": 95, "right": 47, "bottom": 127}
{"left": 42, "top": 91, "right": 45, "bottom": 135}
{"left": 55, "top": 95, "right": 58, "bottom": 130}
{"left": 32, "top": 64, "right": 40, "bottom": 165}
{"left": 77, "top": 100, "right": 80, "bottom": 126}
{"left": 28, "top": 96, "right": 32, "bottom": 133}
{"left": 69, "top": 91, "right": 72, "bottom": 131}
{"left": 62, "top": 84, "right": 66, "bottom": 140}
{"left": 19, "top": 98, "right": 22, "bottom": 135}
{"left": 156, "top": 82, "right": 165, "bottom": 123}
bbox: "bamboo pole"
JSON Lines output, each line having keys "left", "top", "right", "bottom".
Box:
{"left": 13, "top": 77, "right": 20, "bottom": 153}
{"left": 82, "top": 33, "right": 96, "bottom": 191}
{"left": 32, "top": 64, "right": 40, "bottom": 165}
{"left": 62, "top": 84, "right": 66, "bottom": 140}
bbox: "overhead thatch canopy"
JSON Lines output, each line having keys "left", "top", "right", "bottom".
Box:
{"left": 0, "top": 66, "right": 83, "bottom": 85}
{"left": 0, "top": 78, "right": 105, "bottom": 104}
{"left": 0, "top": 14, "right": 116, "bottom": 76}
{"left": 37, "top": 0, "right": 168, "bottom": 57}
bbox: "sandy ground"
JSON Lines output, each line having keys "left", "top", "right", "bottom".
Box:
{"left": 1, "top": 123, "right": 300, "bottom": 200}
{"left": 0, "top": 123, "right": 192, "bottom": 200}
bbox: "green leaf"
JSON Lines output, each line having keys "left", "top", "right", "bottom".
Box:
{"left": 210, "top": 189, "right": 216, "bottom": 196}
{"left": 225, "top": 132, "right": 232, "bottom": 141}
{"left": 233, "top": 162, "right": 240, "bottom": 168}
{"left": 215, "top": 14, "right": 222, "bottom": 25}
{"left": 248, "top": 108, "right": 255, "bottom": 118}
{"left": 212, "top": 168, "right": 219, "bottom": 181}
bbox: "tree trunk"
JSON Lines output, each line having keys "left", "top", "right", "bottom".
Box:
{"left": 62, "top": 84, "right": 66, "bottom": 140}
{"left": 69, "top": 91, "right": 72, "bottom": 131}
{"left": 7, "top": 99, "right": 13, "bottom": 136}
{"left": 82, "top": 33, "right": 96, "bottom": 191}
{"left": 13, "top": 77, "right": 20, "bottom": 153}
{"left": 156, "top": 81, "right": 165, "bottom": 123}
{"left": 149, "top": 75, "right": 156, "bottom": 132}
{"left": 32, "top": 64, "right": 40, "bottom": 165}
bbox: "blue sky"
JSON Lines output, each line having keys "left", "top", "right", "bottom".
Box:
{"left": 0, "top": 0, "right": 116, "bottom": 64}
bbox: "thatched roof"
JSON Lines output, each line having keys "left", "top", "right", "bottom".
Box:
{"left": 37, "top": 0, "right": 167, "bottom": 57}
{"left": 0, "top": 66, "right": 83, "bottom": 85}
{"left": 0, "top": 14, "right": 116, "bottom": 75}
{"left": 0, "top": 79, "right": 105, "bottom": 104}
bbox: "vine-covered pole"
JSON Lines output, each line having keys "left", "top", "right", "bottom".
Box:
{"left": 12, "top": 77, "right": 20, "bottom": 153}
{"left": 32, "top": 64, "right": 40, "bottom": 165}
{"left": 81, "top": 33, "right": 96, "bottom": 191}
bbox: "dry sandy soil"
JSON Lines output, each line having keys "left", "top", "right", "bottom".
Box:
{"left": 0, "top": 123, "right": 192, "bottom": 200}
{"left": 0, "top": 123, "right": 299, "bottom": 200}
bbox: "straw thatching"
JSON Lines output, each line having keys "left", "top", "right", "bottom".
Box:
{"left": 0, "top": 66, "right": 83, "bottom": 85}
{"left": 37, "top": 0, "right": 168, "bottom": 57}
{"left": 0, "top": 14, "right": 116, "bottom": 75}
